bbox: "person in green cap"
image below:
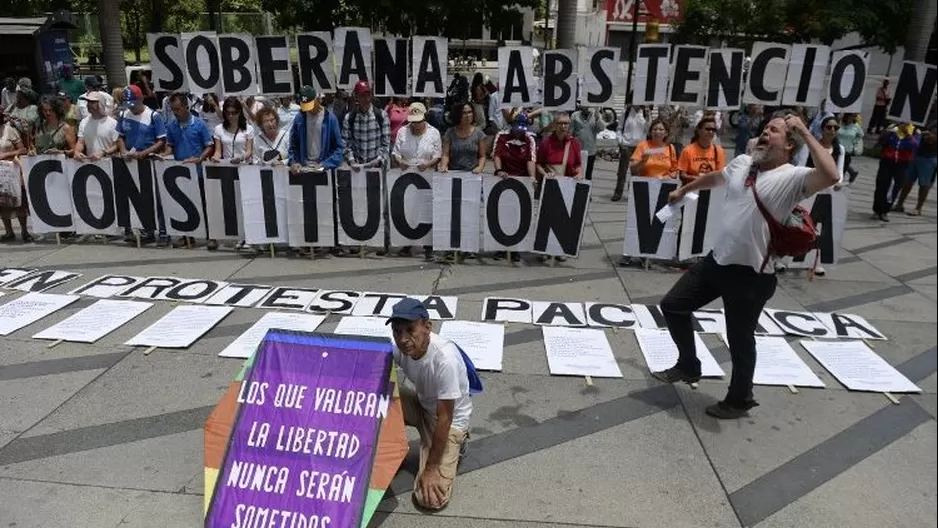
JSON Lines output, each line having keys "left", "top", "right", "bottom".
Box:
{"left": 287, "top": 85, "right": 343, "bottom": 173}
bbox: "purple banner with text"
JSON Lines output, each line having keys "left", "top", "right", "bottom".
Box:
{"left": 206, "top": 330, "right": 393, "bottom": 528}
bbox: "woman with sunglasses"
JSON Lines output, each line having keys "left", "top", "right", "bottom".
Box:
{"left": 211, "top": 97, "right": 254, "bottom": 164}
{"left": 677, "top": 115, "right": 726, "bottom": 185}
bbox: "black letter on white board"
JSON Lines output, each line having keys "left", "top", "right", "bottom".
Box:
{"left": 888, "top": 62, "right": 938, "bottom": 124}
{"left": 296, "top": 34, "right": 333, "bottom": 91}
{"left": 483, "top": 298, "right": 531, "bottom": 321}
{"left": 218, "top": 36, "right": 253, "bottom": 94}
{"left": 152, "top": 35, "right": 184, "bottom": 91}
{"left": 204, "top": 165, "right": 241, "bottom": 237}
{"left": 486, "top": 178, "right": 531, "bottom": 247}
{"left": 828, "top": 55, "right": 866, "bottom": 109}
{"left": 288, "top": 171, "right": 330, "bottom": 243}
{"left": 638, "top": 46, "right": 669, "bottom": 102}
{"left": 689, "top": 189, "right": 712, "bottom": 255}
{"left": 260, "top": 169, "right": 279, "bottom": 238}
{"left": 669, "top": 47, "right": 706, "bottom": 104}
{"left": 792, "top": 193, "right": 833, "bottom": 264}
{"left": 162, "top": 165, "right": 200, "bottom": 233}
{"left": 632, "top": 180, "right": 677, "bottom": 254}
{"left": 543, "top": 53, "right": 573, "bottom": 108}
{"left": 255, "top": 36, "right": 292, "bottom": 95}
{"left": 828, "top": 313, "right": 885, "bottom": 340}
{"left": 26, "top": 159, "right": 70, "bottom": 228}
{"left": 389, "top": 172, "right": 431, "bottom": 241}
{"left": 706, "top": 52, "right": 744, "bottom": 108}
{"left": 449, "top": 177, "right": 462, "bottom": 248}
{"left": 415, "top": 41, "right": 444, "bottom": 95}
{"left": 586, "top": 49, "right": 615, "bottom": 104}
{"left": 185, "top": 35, "right": 220, "bottom": 91}
{"left": 337, "top": 31, "right": 368, "bottom": 87}
{"left": 113, "top": 158, "right": 156, "bottom": 232}
{"left": 374, "top": 39, "right": 407, "bottom": 96}
{"left": 749, "top": 47, "right": 786, "bottom": 102}
{"left": 533, "top": 179, "right": 590, "bottom": 255}
{"left": 502, "top": 50, "right": 530, "bottom": 104}
{"left": 336, "top": 169, "right": 381, "bottom": 242}
{"left": 72, "top": 164, "right": 115, "bottom": 230}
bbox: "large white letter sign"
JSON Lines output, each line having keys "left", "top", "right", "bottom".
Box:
{"left": 203, "top": 163, "right": 244, "bottom": 240}
{"left": 335, "top": 167, "right": 385, "bottom": 247}
{"left": 532, "top": 178, "right": 592, "bottom": 258}
{"left": 239, "top": 165, "right": 289, "bottom": 245}
{"left": 782, "top": 44, "right": 830, "bottom": 107}
{"left": 23, "top": 154, "right": 73, "bottom": 233}
{"left": 498, "top": 47, "right": 534, "bottom": 109}
{"left": 580, "top": 47, "right": 620, "bottom": 106}
{"left": 254, "top": 35, "right": 294, "bottom": 96}
{"left": 112, "top": 157, "right": 157, "bottom": 232}
{"left": 374, "top": 38, "right": 408, "bottom": 97}
{"left": 433, "top": 172, "right": 483, "bottom": 252}
{"left": 705, "top": 49, "right": 745, "bottom": 110}
{"left": 668, "top": 46, "right": 708, "bottom": 106}
{"left": 147, "top": 33, "right": 188, "bottom": 92}
{"left": 633, "top": 44, "right": 671, "bottom": 105}
{"left": 296, "top": 32, "right": 335, "bottom": 94}
{"left": 334, "top": 27, "right": 373, "bottom": 90}
{"left": 541, "top": 50, "right": 577, "bottom": 111}
{"left": 155, "top": 160, "right": 203, "bottom": 237}
{"left": 827, "top": 51, "right": 869, "bottom": 113}
{"left": 181, "top": 32, "right": 221, "bottom": 94}
{"left": 287, "top": 169, "right": 334, "bottom": 248}
{"left": 788, "top": 188, "right": 847, "bottom": 268}
{"left": 66, "top": 158, "right": 120, "bottom": 235}
{"left": 218, "top": 34, "right": 259, "bottom": 96}
{"left": 744, "top": 42, "right": 791, "bottom": 105}
{"left": 387, "top": 169, "right": 433, "bottom": 247}
{"left": 482, "top": 175, "right": 535, "bottom": 252}
{"left": 412, "top": 37, "right": 447, "bottom": 98}
{"left": 678, "top": 187, "right": 725, "bottom": 260}
{"left": 888, "top": 61, "right": 938, "bottom": 125}
{"left": 623, "top": 177, "right": 680, "bottom": 259}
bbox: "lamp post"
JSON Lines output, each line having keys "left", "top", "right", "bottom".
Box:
{"left": 624, "top": 0, "right": 643, "bottom": 105}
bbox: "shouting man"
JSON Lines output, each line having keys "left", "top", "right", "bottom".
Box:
{"left": 386, "top": 298, "right": 477, "bottom": 510}
{"left": 654, "top": 112, "right": 839, "bottom": 419}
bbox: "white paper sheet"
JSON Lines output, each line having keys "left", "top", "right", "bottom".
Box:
{"left": 439, "top": 320, "right": 505, "bottom": 371}
{"left": 542, "top": 326, "right": 623, "bottom": 378}
{"left": 33, "top": 299, "right": 153, "bottom": 343}
{"left": 124, "top": 305, "right": 233, "bottom": 348}
{"left": 633, "top": 328, "right": 725, "bottom": 377}
{"left": 0, "top": 293, "right": 80, "bottom": 336}
{"left": 800, "top": 340, "right": 921, "bottom": 393}
{"left": 655, "top": 192, "right": 698, "bottom": 223}
{"left": 333, "top": 316, "right": 394, "bottom": 341}
{"left": 721, "top": 334, "right": 825, "bottom": 388}
{"left": 218, "top": 312, "right": 326, "bottom": 359}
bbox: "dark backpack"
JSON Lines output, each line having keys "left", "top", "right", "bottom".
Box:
{"left": 348, "top": 105, "right": 384, "bottom": 131}
{"left": 746, "top": 167, "right": 819, "bottom": 274}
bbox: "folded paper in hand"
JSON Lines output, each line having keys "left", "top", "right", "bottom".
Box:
{"left": 655, "top": 192, "right": 698, "bottom": 223}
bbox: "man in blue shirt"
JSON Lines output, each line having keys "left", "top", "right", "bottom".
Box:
{"left": 163, "top": 92, "right": 214, "bottom": 248}
{"left": 118, "top": 84, "right": 168, "bottom": 245}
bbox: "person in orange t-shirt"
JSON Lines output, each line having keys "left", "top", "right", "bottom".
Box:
{"left": 630, "top": 119, "right": 677, "bottom": 178}
{"left": 677, "top": 115, "right": 726, "bottom": 184}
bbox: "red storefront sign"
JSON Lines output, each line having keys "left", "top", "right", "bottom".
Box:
{"left": 606, "top": 0, "right": 683, "bottom": 23}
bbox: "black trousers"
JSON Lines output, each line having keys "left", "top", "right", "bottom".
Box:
{"left": 585, "top": 154, "right": 596, "bottom": 181}
{"left": 845, "top": 152, "right": 858, "bottom": 183}
{"left": 873, "top": 159, "right": 909, "bottom": 214}
{"left": 660, "top": 253, "right": 777, "bottom": 406}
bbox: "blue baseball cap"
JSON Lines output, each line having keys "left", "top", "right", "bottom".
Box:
{"left": 385, "top": 298, "right": 430, "bottom": 324}
{"left": 512, "top": 113, "right": 531, "bottom": 133}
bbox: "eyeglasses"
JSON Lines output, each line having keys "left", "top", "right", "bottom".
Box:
{"left": 825, "top": 125, "right": 840, "bottom": 131}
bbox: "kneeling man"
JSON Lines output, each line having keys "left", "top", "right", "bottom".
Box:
{"left": 387, "top": 298, "right": 473, "bottom": 510}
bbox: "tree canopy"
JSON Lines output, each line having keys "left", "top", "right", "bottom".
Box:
{"left": 673, "top": 0, "right": 913, "bottom": 53}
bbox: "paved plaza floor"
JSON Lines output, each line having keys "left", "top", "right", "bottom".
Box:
{"left": 1, "top": 154, "right": 935, "bottom": 528}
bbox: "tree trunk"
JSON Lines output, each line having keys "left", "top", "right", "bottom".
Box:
{"left": 904, "top": 0, "right": 936, "bottom": 62}
{"left": 98, "top": 0, "right": 126, "bottom": 88}
{"left": 556, "top": 0, "right": 577, "bottom": 49}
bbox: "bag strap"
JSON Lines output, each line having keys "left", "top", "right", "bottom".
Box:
{"left": 746, "top": 166, "right": 777, "bottom": 273}
{"left": 560, "top": 139, "right": 571, "bottom": 173}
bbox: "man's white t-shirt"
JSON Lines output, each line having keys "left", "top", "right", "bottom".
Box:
{"left": 711, "top": 154, "right": 812, "bottom": 273}
{"left": 77, "top": 115, "right": 119, "bottom": 156}
{"left": 393, "top": 333, "right": 472, "bottom": 431}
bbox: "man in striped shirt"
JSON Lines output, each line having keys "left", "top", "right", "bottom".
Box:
{"left": 342, "top": 80, "right": 390, "bottom": 170}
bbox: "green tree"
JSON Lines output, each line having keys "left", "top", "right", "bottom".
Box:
{"left": 674, "top": 0, "right": 912, "bottom": 53}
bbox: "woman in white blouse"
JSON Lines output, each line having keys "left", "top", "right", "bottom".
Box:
{"left": 392, "top": 102, "right": 442, "bottom": 170}
{"left": 211, "top": 96, "right": 254, "bottom": 163}
{"left": 253, "top": 107, "right": 289, "bottom": 164}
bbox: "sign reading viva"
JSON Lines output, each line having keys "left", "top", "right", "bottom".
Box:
{"left": 205, "top": 330, "right": 393, "bottom": 528}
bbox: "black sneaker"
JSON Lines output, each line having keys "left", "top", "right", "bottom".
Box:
{"left": 705, "top": 400, "right": 759, "bottom": 419}
{"left": 651, "top": 366, "right": 701, "bottom": 385}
